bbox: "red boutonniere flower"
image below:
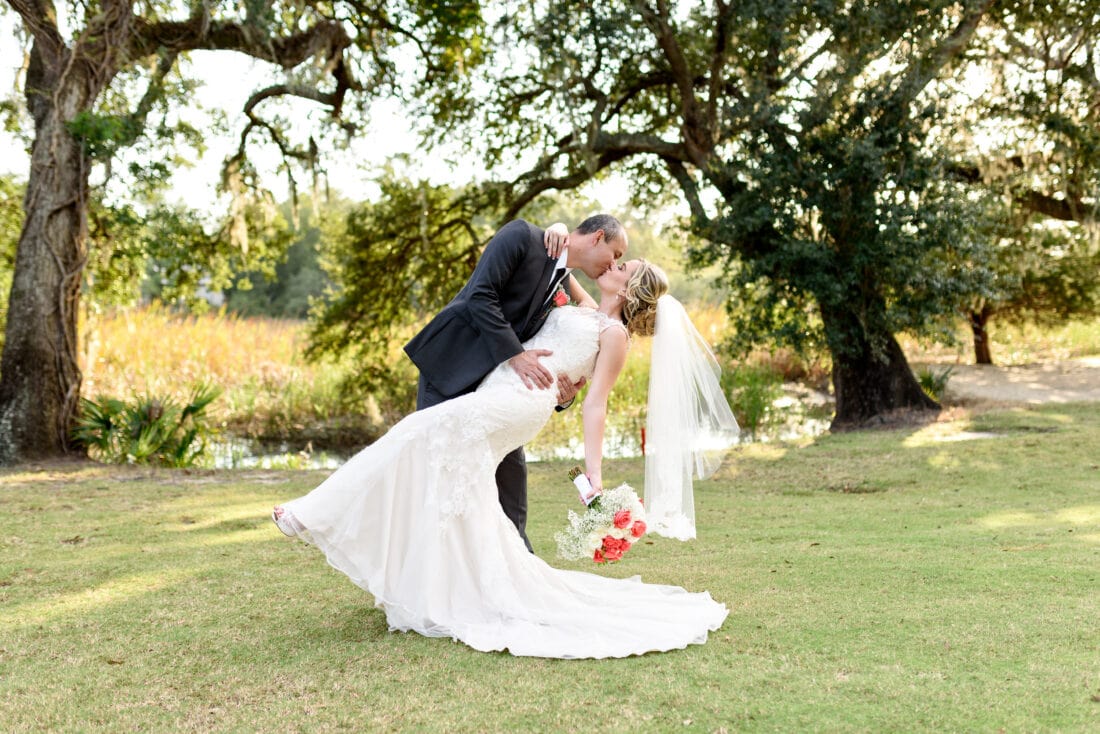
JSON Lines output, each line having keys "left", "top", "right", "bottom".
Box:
{"left": 552, "top": 285, "right": 569, "bottom": 307}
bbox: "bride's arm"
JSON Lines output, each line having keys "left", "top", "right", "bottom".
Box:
{"left": 581, "top": 325, "right": 630, "bottom": 495}
{"left": 565, "top": 274, "right": 597, "bottom": 308}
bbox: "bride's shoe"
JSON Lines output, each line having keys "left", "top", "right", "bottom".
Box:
{"left": 271, "top": 506, "right": 303, "bottom": 537}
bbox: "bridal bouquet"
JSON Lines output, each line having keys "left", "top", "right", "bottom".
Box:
{"left": 555, "top": 472, "right": 647, "bottom": 563}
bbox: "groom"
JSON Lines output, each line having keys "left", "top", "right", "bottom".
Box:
{"left": 404, "top": 215, "right": 628, "bottom": 551}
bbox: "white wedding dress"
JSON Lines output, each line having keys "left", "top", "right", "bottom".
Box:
{"left": 278, "top": 306, "right": 728, "bottom": 658}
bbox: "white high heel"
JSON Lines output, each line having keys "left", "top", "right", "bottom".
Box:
{"left": 271, "top": 506, "right": 303, "bottom": 537}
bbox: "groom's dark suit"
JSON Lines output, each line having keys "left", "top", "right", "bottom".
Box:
{"left": 404, "top": 219, "right": 569, "bottom": 552}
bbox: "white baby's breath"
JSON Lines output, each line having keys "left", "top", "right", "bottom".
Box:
{"left": 555, "top": 483, "right": 647, "bottom": 562}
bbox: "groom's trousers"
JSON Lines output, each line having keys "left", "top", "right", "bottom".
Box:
{"left": 416, "top": 374, "right": 534, "bottom": 553}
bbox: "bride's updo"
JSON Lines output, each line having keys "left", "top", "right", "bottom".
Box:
{"left": 621, "top": 260, "right": 669, "bottom": 337}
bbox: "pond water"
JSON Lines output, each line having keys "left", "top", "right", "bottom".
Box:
{"left": 212, "top": 383, "right": 835, "bottom": 470}
{"left": 209, "top": 439, "right": 347, "bottom": 471}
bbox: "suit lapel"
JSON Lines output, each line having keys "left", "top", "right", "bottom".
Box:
{"left": 543, "top": 267, "right": 569, "bottom": 306}
{"left": 520, "top": 259, "right": 562, "bottom": 339}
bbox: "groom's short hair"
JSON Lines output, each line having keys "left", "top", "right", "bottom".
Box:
{"left": 577, "top": 214, "right": 624, "bottom": 244}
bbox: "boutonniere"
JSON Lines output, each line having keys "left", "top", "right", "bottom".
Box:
{"left": 551, "top": 284, "right": 570, "bottom": 308}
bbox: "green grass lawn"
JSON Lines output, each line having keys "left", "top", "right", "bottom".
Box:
{"left": 2, "top": 404, "right": 1098, "bottom": 732}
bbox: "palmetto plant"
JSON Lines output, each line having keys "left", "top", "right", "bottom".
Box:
{"left": 917, "top": 366, "right": 955, "bottom": 402}
{"left": 73, "top": 384, "right": 221, "bottom": 466}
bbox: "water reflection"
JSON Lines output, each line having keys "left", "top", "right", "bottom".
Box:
{"left": 209, "top": 439, "right": 346, "bottom": 470}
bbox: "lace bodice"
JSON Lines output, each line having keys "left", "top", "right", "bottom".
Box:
{"left": 481, "top": 306, "right": 624, "bottom": 393}
{"left": 469, "top": 306, "right": 625, "bottom": 466}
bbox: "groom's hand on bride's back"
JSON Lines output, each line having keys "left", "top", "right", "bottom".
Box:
{"left": 509, "top": 349, "right": 555, "bottom": 390}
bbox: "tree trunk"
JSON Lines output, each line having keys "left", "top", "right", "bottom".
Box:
{"left": 969, "top": 306, "right": 993, "bottom": 365}
{"left": 0, "top": 41, "right": 96, "bottom": 465}
{"left": 823, "top": 307, "right": 940, "bottom": 429}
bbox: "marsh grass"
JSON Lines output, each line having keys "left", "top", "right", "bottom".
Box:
{"left": 81, "top": 305, "right": 401, "bottom": 450}
{"left": 2, "top": 404, "right": 1098, "bottom": 732}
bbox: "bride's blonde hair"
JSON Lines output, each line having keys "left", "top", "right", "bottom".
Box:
{"left": 621, "top": 260, "right": 669, "bottom": 337}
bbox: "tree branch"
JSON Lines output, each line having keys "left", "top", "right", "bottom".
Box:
{"left": 705, "top": 0, "right": 736, "bottom": 133}
{"left": 663, "top": 157, "right": 708, "bottom": 225}
{"left": 243, "top": 83, "right": 341, "bottom": 115}
{"left": 947, "top": 160, "right": 1096, "bottom": 224}
{"left": 132, "top": 16, "right": 351, "bottom": 70}
{"left": 127, "top": 48, "right": 179, "bottom": 132}
{"left": 604, "top": 70, "right": 680, "bottom": 121}
{"left": 1016, "top": 190, "right": 1096, "bottom": 224}
{"left": 887, "top": 0, "right": 995, "bottom": 111}
{"left": 631, "top": 0, "right": 710, "bottom": 165}
{"left": 5, "top": 0, "right": 66, "bottom": 60}
{"left": 502, "top": 150, "right": 633, "bottom": 222}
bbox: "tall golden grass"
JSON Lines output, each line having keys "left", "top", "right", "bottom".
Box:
{"left": 81, "top": 304, "right": 372, "bottom": 447}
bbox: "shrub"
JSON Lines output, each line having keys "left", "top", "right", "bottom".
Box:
{"left": 724, "top": 364, "right": 784, "bottom": 438}
{"left": 73, "top": 383, "right": 221, "bottom": 466}
{"left": 916, "top": 366, "right": 954, "bottom": 401}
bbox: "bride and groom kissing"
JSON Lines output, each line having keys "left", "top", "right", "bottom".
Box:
{"left": 272, "top": 214, "right": 737, "bottom": 659}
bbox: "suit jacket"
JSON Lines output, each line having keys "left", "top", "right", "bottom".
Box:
{"left": 404, "top": 219, "right": 563, "bottom": 398}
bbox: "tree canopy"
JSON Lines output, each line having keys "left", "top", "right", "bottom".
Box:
{"left": 422, "top": 0, "right": 1097, "bottom": 424}
{"left": 0, "top": 0, "right": 484, "bottom": 463}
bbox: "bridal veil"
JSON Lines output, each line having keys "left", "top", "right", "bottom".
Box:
{"left": 644, "top": 295, "right": 740, "bottom": 540}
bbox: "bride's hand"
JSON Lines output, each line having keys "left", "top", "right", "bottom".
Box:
{"left": 543, "top": 223, "right": 569, "bottom": 258}
{"left": 585, "top": 473, "right": 602, "bottom": 501}
{"left": 556, "top": 374, "right": 586, "bottom": 406}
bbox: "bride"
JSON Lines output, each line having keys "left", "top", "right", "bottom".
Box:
{"left": 272, "top": 255, "right": 739, "bottom": 659}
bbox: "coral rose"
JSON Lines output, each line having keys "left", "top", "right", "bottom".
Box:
{"left": 631, "top": 520, "right": 647, "bottom": 538}
{"left": 613, "top": 509, "right": 632, "bottom": 529}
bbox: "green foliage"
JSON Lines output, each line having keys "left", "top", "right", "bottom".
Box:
{"left": 141, "top": 200, "right": 295, "bottom": 313}
{"left": 433, "top": 0, "right": 1097, "bottom": 418}
{"left": 66, "top": 111, "right": 144, "bottom": 160}
{"left": 977, "top": 2, "right": 1100, "bottom": 226}
{"left": 224, "top": 197, "right": 337, "bottom": 318}
{"left": 969, "top": 200, "right": 1100, "bottom": 330}
{"left": 72, "top": 384, "right": 221, "bottom": 467}
{"left": 306, "top": 173, "right": 499, "bottom": 395}
{"left": 1, "top": 170, "right": 288, "bottom": 332}
{"left": 952, "top": 3, "right": 1100, "bottom": 344}
{"left": 0, "top": 175, "right": 23, "bottom": 353}
{"left": 84, "top": 200, "right": 153, "bottom": 309}
{"left": 916, "top": 365, "right": 954, "bottom": 401}
{"left": 722, "top": 364, "right": 784, "bottom": 439}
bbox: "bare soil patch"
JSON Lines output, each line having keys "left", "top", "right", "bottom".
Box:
{"left": 937, "top": 356, "right": 1100, "bottom": 406}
